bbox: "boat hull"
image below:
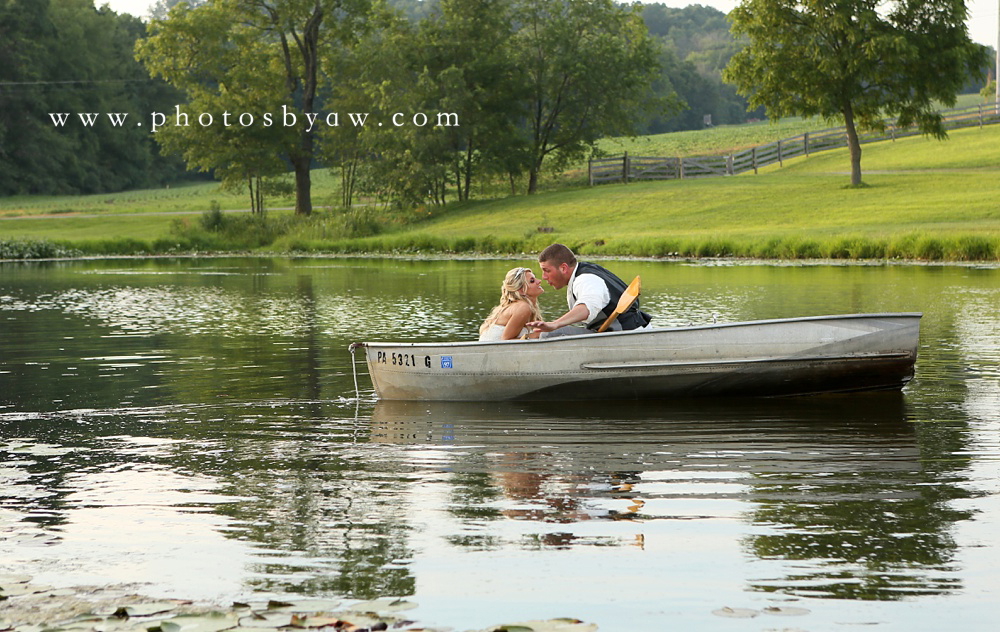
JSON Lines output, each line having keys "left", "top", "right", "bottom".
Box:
{"left": 354, "top": 313, "right": 921, "bottom": 401}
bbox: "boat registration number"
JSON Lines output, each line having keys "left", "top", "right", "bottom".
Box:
{"left": 377, "top": 351, "right": 432, "bottom": 369}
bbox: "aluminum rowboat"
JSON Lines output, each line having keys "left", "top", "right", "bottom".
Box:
{"left": 351, "top": 313, "right": 921, "bottom": 401}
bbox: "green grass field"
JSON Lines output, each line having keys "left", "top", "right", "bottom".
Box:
{"left": 312, "top": 124, "right": 998, "bottom": 260}
{"left": 2, "top": 105, "right": 999, "bottom": 261}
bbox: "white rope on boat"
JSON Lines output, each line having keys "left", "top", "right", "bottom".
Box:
{"left": 347, "top": 342, "right": 363, "bottom": 400}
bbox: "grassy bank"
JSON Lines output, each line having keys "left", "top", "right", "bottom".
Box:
{"left": 2, "top": 121, "right": 999, "bottom": 262}
{"left": 248, "top": 125, "right": 1000, "bottom": 261}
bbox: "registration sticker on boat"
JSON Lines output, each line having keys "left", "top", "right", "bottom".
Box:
{"left": 440, "top": 356, "right": 453, "bottom": 369}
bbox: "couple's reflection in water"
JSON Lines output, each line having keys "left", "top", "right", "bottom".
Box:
{"left": 370, "top": 392, "right": 971, "bottom": 599}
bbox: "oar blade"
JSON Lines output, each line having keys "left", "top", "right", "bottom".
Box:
{"left": 596, "top": 276, "right": 641, "bottom": 333}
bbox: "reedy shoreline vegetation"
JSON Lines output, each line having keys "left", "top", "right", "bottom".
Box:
{"left": 1, "top": 122, "right": 998, "bottom": 263}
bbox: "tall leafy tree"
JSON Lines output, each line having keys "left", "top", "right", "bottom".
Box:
{"left": 138, "top": 0, "right": 374, "bottom": 215}
{"left": 323, "top": 8, "right": 437, "bottom": 209}
{"left": 412, "top": 0, "right": 524, "bottom": 202}
{"left": 136, "top": 1, "right": 293, "bottom": 212}
{"left": 723, "top": 0, "right": 988, "bottom": 186}
{"left": 316, "top": 6, "right": 403, "bottom": 208}
{"left": 511, "top": 0, "right": 662, "bottom": 194}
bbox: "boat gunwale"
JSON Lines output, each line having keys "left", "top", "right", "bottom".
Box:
{"left": 581, "top": 351, "right": 914, "bottom": 371}
{"left": 356, "top": 312, "right": 924, "bottom": 349}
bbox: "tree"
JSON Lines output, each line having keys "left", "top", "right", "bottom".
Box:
{"left": 326, "top": 0, "right": 664, "bottom": 206}
{"left": 324, "top": 10, "right": 441, "bottom": 209}
{"left": 510, "top": 0, "right": 662, "bottom": 194}
{"left": 723, "top": 0, "right": 989, "bottom": 186}
{"left": 0, "top": 0, "right": 184, "bottom": 195}
{"left": 149, "top": 0, "right": 208, "bottom": 20}
{"left": 982, "top": 80, "right": 997, "bottom": 102}
{"left": 0, "top": 0, "right": 59, "bottom": 195}
{"left": 137, "top": 0, "right": 374, "bottom": 215}
{"left": 411, "top": 0, "right": 526, "bottom": 202}
{"left": 136, "top": 1, "right": 294, "bottom": 213}
{"left": 641, "top": 46, "right": 711, "bottom": 134}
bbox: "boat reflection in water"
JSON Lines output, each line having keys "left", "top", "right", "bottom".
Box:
{"left": 370, "top": 393, "right": 969, "bottom": 600}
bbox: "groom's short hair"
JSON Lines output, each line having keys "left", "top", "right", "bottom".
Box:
{"left": 538, "top": 243, "right": 576, "bottom": 267}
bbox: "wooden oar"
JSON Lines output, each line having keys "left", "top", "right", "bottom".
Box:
{"left": 596, "top": 276, "right": 641, "bottom": 333}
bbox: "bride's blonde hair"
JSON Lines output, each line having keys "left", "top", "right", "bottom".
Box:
{"left": 479, "top": 267, "right": 543, "bottom": 336}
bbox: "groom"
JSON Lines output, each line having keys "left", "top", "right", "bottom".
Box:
{"left": 527, "top": 243, "right": 651, "bottom": 337}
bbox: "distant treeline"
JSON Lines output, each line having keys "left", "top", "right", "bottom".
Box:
{"left": 0, "top": 0, "right": 991, "bottom": 198}
{"left": 0, "top": 0, "right": 193, "bottom": 196}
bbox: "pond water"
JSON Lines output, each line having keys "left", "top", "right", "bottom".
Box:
{"left": 1, "top": 257, "right": 998, "bottom": 630}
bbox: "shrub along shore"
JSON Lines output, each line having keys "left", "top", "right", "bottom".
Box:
{"left": 2, "top": 124, "right": 998, "bottom": 263}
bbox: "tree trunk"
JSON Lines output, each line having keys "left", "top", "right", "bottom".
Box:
{"left": 527, "top": 167, "right": 539, "bottom": 194}
{"left": 256, "top": 176, "right": 264, "bottom": 215}
{"left": 293, "top": 158, "right": 312, "bottom": 215}
{"left": 843, "top": 103, "right": 863, "bottom": 187}
{"left": 462, "top": 143, "right": 474, "bottom": 201}
{"left": 341, "top": 158, "right": 356, "bottom": 209}
{"left": 279, "top": 4, "right": 322, "bottom": 216}
{"left": 247, "top": 176, "right": 256, "bottom": 214}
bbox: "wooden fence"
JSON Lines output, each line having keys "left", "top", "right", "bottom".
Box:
{"left": 588, "top": 101, "right": 1000, "bottom": 185}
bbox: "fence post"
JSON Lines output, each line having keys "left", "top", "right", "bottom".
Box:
{"left": 778, "top": 140, "right": 783, "bottom": 167}
{"left": 623, "top": 151, "right": 629, "bottom": 184}
{"left": 588, "top": 157, "right": 593, "bottom": 186}
{"left": 804, "top": 132, "right": 809, "bottom": 156}
{"left": 726, "top": 154, "right": 733, "bottom": 175}
{"left": 677, "top": 156, "right": 684, "bottom": 179}
{"left": 752, "top": 147, "right": 757, "bottom": 175}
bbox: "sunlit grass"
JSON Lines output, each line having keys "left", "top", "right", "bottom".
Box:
{"left": 0, "top": 171, "right": 343, "bottom": 216}
{"left": 412, "top": 127, "right": 1000, "bottom": 241}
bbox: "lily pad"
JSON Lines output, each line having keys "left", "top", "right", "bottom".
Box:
{"left": 762, "top": 605, "right": 810, "bottom": 616}
{"left": 237, "top": 612, "right": 292, "bottom": 629}
{"left": 158, "top": 613, "right": 239, "bottom": 632}
{"left": 113, "top": 603, "right": 180, "bottom": 618}
{"left": 14, "top": 533, "right": 60, "bottom": 548}
{"left": 344, "top": 598, "right": 416, "bottom": 614}
{"left": 484, "top": 619, "right": 598, "bottom": 632}
{"left": 56, "top": 615, "right": 148, "bottom": 632}
{"left": 263, "top": 599, "right": 342, "bottom": 613}
{"left": 0, "top": 583, "right": 51, "bottom": 597}
{"left": 711, "top": 607, "right": 758, "bottom": 619}
{"left": 325, "top": 611, "right": 387, "bottom": 629}
{"left": 288, "top": 614, "right": 345, "bottom": 629}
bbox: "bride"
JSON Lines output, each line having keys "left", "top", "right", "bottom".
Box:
{"left": 478, "top": 267, "right": 544, "bottom": 341}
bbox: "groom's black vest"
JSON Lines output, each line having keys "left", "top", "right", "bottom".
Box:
{"left": 575, "top": 262, "right": 652, "bottom": 331}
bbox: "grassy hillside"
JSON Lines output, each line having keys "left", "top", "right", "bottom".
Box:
{"left": 307, "top": 124, "right": 999, "bottom": 260}
{"left": 0, "top": 120, "right": 827, "bottom": 218}
{"left": 1, "top": 113, "right": 998, "bottom": 261}
{"left": 0, "top": 170, "right": 343, "bottom": 218}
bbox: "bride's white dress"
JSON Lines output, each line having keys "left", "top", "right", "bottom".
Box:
{"left": 479, "top": 324, "right": 528, "bottom": 341}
